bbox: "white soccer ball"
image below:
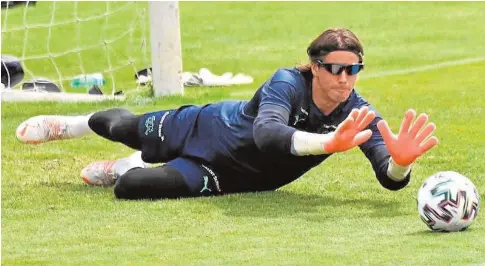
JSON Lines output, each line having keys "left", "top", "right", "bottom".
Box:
{"left": 417, "top": 171, "right": 480, "bottom": 232}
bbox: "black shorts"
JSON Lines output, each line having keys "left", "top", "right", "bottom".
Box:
{"left": 136, "top": 105, "right": 273, "bottom": 194}
{"left": 137, "top": 106, "right": 212, "bottom": 164}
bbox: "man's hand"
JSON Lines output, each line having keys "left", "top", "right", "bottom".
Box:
{"left": 377, "top": 109, "right": 439, "bottom": 166}
{"left": 323, "top": 106, "right": 376, "bottom": 153}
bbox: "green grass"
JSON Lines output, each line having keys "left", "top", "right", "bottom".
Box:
{"left": 2, "top": 2, "right": 485, "bottom": 265}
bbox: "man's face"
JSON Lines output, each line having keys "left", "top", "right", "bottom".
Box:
{"left": 311, "top": 51, "right": 361, "bottom": 104}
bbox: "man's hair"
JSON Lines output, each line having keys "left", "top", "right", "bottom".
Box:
{"left": 297, "top": 28, "right": 364, "bottom": 72}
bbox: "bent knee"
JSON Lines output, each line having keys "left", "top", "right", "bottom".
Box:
{"left": 112, "top": 166, "right": 192, "bottom": 200}
{"left": 113, "top": 171, "right": 135, "bottom": 199}
{"left": 113, "top": 176, "right": 128, "bottom": 199}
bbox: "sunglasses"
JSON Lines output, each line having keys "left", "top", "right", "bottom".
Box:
{"left": 316, "top": 60, "right": 364, "bottom": 76}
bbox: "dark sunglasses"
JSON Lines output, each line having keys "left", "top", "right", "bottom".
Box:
{"left": 316, "top": 60, "right": 364, "bottom": 75}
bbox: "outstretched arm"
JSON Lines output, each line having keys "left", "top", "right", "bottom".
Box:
{"left": 253, "top": 103, "right": 297, "bottom": 154}
{"left": 254, "top": 103, "right": 376, "bottom": 155}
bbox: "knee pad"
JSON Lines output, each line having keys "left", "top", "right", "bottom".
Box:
{"left": 113, "top": 165, "right": 191, "bottom": 200}
{"left": 88, "top": 108, "right": 141, "bottom": 146}
{"left": 88, "top": 108, "right": 133, "bottom": 132}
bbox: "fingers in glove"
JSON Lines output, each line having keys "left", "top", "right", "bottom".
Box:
{"left": 352, "top": 129, "right": 373, "bottom": 146}
{"left": 409, "top": 113, "right": 428, "bottom": 138}
{"left": 399, "top": 109, "right": 416, "bottom": 135}
{"left": 377, "top": 120, "right": 394, "bottom": 144}
{"left": 354, "top": 106, "right": 369, "bottom": 125}
{"left": 336, "top": 109, "right": 359, "bottom": 134}
{"left": 419, "top": 136, "right": 439, "bottom": 154}
{"left": 416, "top": 122, "right": 436, "bottom": 143}
{"left": 357, "top": 110, "right": 376, "bottom": 131}
{"left": 349, "top": 108, "right": 359, "bottom": 120}
{"left": 336, "top": 117, "right": 354, "bottom": 134}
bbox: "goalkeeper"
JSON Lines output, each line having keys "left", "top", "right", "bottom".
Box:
{"left": 16, "top": 28, "right": 439, "bottom": 200}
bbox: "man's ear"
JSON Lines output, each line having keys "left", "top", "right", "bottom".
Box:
{"left": 311, "top": 62, "right": 319, "bottom": 76}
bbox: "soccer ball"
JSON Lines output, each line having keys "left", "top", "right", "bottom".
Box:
{"left": 417, "top": 171, "right": 480, "bottom": 232}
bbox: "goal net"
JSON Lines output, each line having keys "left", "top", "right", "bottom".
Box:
{"left": 1, "top": 1, "right": 158, "bottom": 101}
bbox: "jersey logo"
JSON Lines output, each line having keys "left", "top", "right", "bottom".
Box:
{"left": 300, "top": 107, "right": 308, "bottom": 116}
{"left": 318, "top": 124, "right": 338, "bottom": 134}
{"left": 293, "top": 114, "right": 305, "bottom": 126}
{"left": 293, "top": 107, "right": 308, "bottom": 126}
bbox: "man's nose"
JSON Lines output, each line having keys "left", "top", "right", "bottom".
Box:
{"left": 337, "top": 71, "right": 348, "bottom": 83}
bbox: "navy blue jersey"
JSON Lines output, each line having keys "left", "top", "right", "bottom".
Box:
{"left": 140, "top": 68, "right": 409, "bottom": 193}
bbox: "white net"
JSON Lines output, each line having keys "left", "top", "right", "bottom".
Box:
{"left": 1, "top": 1, "right": 149, "bottom": 97}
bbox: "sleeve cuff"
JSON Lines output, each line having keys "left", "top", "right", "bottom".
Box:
{"left": 386, "top": 158, "right": 412, "bottom": 181}
{"left": 291, "top": 130, "right": 333, "bottom": 156}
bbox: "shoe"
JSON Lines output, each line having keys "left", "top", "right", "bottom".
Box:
{"left": 16, "top": 115, "right": 74, "bottom": 144}
{"left": 80, "top": 160, "right": 117, "bottom": 186}
{"left": 80, "top": 152, "right": 146, "bottom": 186}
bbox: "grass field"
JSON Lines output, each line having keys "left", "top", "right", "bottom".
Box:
{"left": 2, "top": 2, "right": 485, "bottom": 265}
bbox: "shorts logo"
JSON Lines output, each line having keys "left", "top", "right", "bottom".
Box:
{"left": 201, "top": 164, "right": 222, "bottom": 193}
{"left": 200, "top": 176, "right": 212, "bottom": 193}
{"left": 144, "top": 115, "right": 156, "bottom": 135}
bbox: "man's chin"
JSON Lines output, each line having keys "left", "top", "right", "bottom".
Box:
{"left": 336, "top": 93, "right": 351, "bottom": 103}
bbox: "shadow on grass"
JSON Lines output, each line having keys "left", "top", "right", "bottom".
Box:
{"left": 39, "top": 181, "right": 112, "bottom": 194}
{"left": 39, "top": 181, "right": 408, "bottom": 220}
{"left": 202, "top": 190, "right": 408, "bottom": 221}
{"left": 406, "top": 227, "right": 478, "bottom": 236}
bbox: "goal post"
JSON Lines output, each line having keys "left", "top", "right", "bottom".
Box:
{"left": 149, "top": 1, "right": 184, "bottom": 97}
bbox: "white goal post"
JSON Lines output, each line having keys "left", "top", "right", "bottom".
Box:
{"left": 149, "top": 1, "right": 183, "bottom": 97}
{"left": 1, "top": 1, "right": 183, "bottom": 102}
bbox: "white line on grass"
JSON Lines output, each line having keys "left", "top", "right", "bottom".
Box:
{"left": 230, "top": 56, "right": 485, "bottom": 97}
{"left": 359, "top": 56, "right": 485, "bottom": 80}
